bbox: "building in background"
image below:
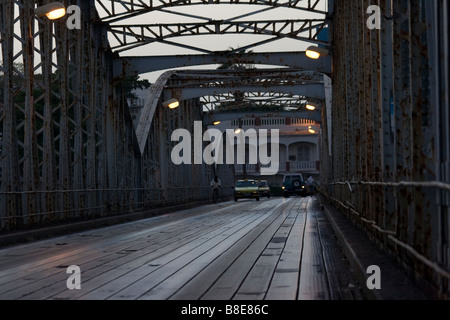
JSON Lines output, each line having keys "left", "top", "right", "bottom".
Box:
{"left": 210, "top": 114, "right": 321, "bottom": 189}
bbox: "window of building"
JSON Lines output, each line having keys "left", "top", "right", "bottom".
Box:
{"left": 297, "top": 145, "right": 310, "bottom": 162}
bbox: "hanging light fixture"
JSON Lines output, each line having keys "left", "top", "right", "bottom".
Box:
{"left": 163, "top": 98, "right": 180, "bottom": 109}
{"left": 306, "top": 102, "right": 320, "bottom": 111}
{"left": 35, "top": 2, "right": 66, "bottom": 20}
{"left": 305, "top": 46, "right": 329, "bottom": 60}
{"left": 308, "top": 125, "right": 320, "bottom": 134}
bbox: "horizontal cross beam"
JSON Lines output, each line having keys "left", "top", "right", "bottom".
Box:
{"left": 97, "top": 0, "right": 328, "bottom": 23}
{"left": 203, "top": 110, "right": 322, "bottom": 124}
{"left": 164, "top": 83, "right": 325, "bottom": 101}
{"left": 108, "top": 19, "right": 328, "bottom": 53}
{"left": 113, "top": 51, "right": 331, "bottom": 77}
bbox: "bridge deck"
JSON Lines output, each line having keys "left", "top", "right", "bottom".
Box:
{"left": 0, "top": 197, "right": 364, "bottom": 300}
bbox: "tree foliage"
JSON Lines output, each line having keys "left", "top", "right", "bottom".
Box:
{"left": 118, "top": 75, "right": 151, "bottom": 101}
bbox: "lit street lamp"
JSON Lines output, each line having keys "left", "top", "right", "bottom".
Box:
{"left": 35, "top": 2, "right": 66, "bottom": 20}
{"left": 163, "top": 98, "right": 180, "bottom": 109}
{"left": 308, "top": 125, "right": 320, "bottom": 134}
{"left": 306, "top": 102, "right": 320, "bottom": 111}
{"left": 305, "top": 46, "right": 329, "bottom": 60}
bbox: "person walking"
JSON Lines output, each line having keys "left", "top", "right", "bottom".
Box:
{"left": 211, "top": 176, "right": 221, "bottom": 203}
{"left": 306, "top": 175, "right": 315, "bottom": 195}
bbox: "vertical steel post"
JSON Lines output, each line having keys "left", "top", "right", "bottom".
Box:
{"left": 21, "top": 1, "right": 39, "bottom": 225}
{"left": 0, "top": 0, "right": 20, "bottom": 227}
{"left": 380, "top": 0, "right": 397, "bottom": 240}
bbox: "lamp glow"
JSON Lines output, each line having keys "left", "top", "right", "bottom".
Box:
{"left": 306, "top": 104, "right": 317, "bottom": 111}
{"left": 35, "top": 2, "right": 66, "bottom": 20}
{"left": 234, "top": 128, "right": 242, "bottom": 134}
{"left": 213, "top": 121, "right": 221, "bottom": 126}
{"left": 306, "top": 50, "right": 321, "bottom": 60}
{"left": 305, "top": 46, "right": 329, "bottom": 60}
{"left": 46, "top": 8, "right": 66, "bottom": 20}
{"left": 163, "top": 98, "right": 180, "bottom": 109}
{"left": 308, "top": 126, "right": 317, "bottom": 134}
{"left": 168, "top": 101, "right": 179, "bottom": 109}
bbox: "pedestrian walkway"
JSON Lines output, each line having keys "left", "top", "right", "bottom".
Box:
{"left": 319, "top": 195, "right": 429, "bottom": 300}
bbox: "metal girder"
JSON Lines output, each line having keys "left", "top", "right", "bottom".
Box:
{"left": 113, "top": 51, "right": 332, "bottom": 77}
{"left": 326, "top": 0, "right": 450, "bottom": 298}
{"left": 203, "top": 110, "right": 322, "bottom": 124}
{"left": 166, "top": 83, "right": 325, "bottom": 101}
{"left": 108, "top": 19, "right": 328, "bottom": 53}
{"left": 135, "top": 68, "right": 325, "bottom": 153}
{"left": 0, "top": 0, "right": 234, "bottom": 230}
{"left": 96, "top": 0, "right": 328, "bottom": 23}
{"left": 163, "top": 68, "right": 326, "bottom": 86}
{"left": 136, "top": 71, "right": 177, "bottom": 154}
{"left": 163, "top": 68, "right": 326, "bottom": 101}
{"left": 96, "top": 0, "right": 329, "bottom": 54}
{"left": 167, "top": 68, "right": 325, "bottom": 80}
{"left": 200, "top": 92, "right": 309, "bottom": 110}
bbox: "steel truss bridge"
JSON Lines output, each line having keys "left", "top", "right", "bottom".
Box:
{"left": 0, "top": 0, "right": 449, "bottom": 298}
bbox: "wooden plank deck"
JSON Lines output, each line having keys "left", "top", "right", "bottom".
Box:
{"left": 0, "top": 197, "right": 364, "bottom": 300}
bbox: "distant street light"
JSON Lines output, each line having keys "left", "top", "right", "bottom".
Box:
{"left": 306, "top": 102, "right": 320, "bottom": 111}
{"left": 308, "top": 125, "right": 319, "bottom": 134}
{"left": 234, "top": 119, "right": 242, "bottom": 134}
{"left": 35, "top": 2, "right": 66, "bottom": 20}
{"left": 305, "top": 46, "right": 329, "bottom": 60}
{"left": 163, "top": 98, "right": 180, "bottom": 109}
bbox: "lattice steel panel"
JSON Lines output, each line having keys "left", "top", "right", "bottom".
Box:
{"left": 0, "top": 0, "right": 231, "bottom": 230}
{"left": 326, "top": 0, "right": 450, "bottom": 298}
{"left": 95, "top": 0, "right": 329, "bottom": 54}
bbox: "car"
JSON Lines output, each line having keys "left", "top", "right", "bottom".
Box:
{"left": 282, "top": 174, "right": 306, "bottom": 197}
{"left": 234, "top": 179, "right": 260, "bottom": 201}
{"left": 258, "top": 180, "right": 271, "bottom": 198}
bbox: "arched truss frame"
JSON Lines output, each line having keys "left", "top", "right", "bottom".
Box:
{"left": 136, "top": 68, "right": 327, "bottom": 153}
{"left": 101, "top": 0, "right": 332, "bottom": 151}
{"left": 96, "top": 0, "right": 329, "bottom": 24}
{"left": 96, "top": 0, "right": 331, "bottom": 54}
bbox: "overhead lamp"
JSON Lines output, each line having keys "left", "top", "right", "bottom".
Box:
{"left": 306, "top": 102, "right": 320, "bottom": 111}
{"left": 308, "top": 126, "right": 319, "bottom": 134}
{"left": 234, "top": 119, "right": 242, "bottom": 134}
{"left": 213, "top": 121, "right": 221, "bottom": 126}
{"left": 35, "top": 2, "right": 66, "bottom": 20}
{"left": 163, "top": 98, "right": 180, "bottom": 109}
{"left": 305, "top": 46, "right": 329, "bottom": 60}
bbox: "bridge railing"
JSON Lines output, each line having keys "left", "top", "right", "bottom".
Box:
{"left": 0, "top": 185, "right": 235, "bottom": 229}
{"left": 234, "top": 161, "right": 319, "bottom": 174}
{"left": 322, "top": 0, "right": 450, "bottom": 299}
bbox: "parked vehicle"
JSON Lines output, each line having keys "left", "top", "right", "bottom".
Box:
{"left": 234, "top": 179, "right": 260, "bottom": 201}
{"left": 258, "top": 180, "right": 271, "bottom": 198}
